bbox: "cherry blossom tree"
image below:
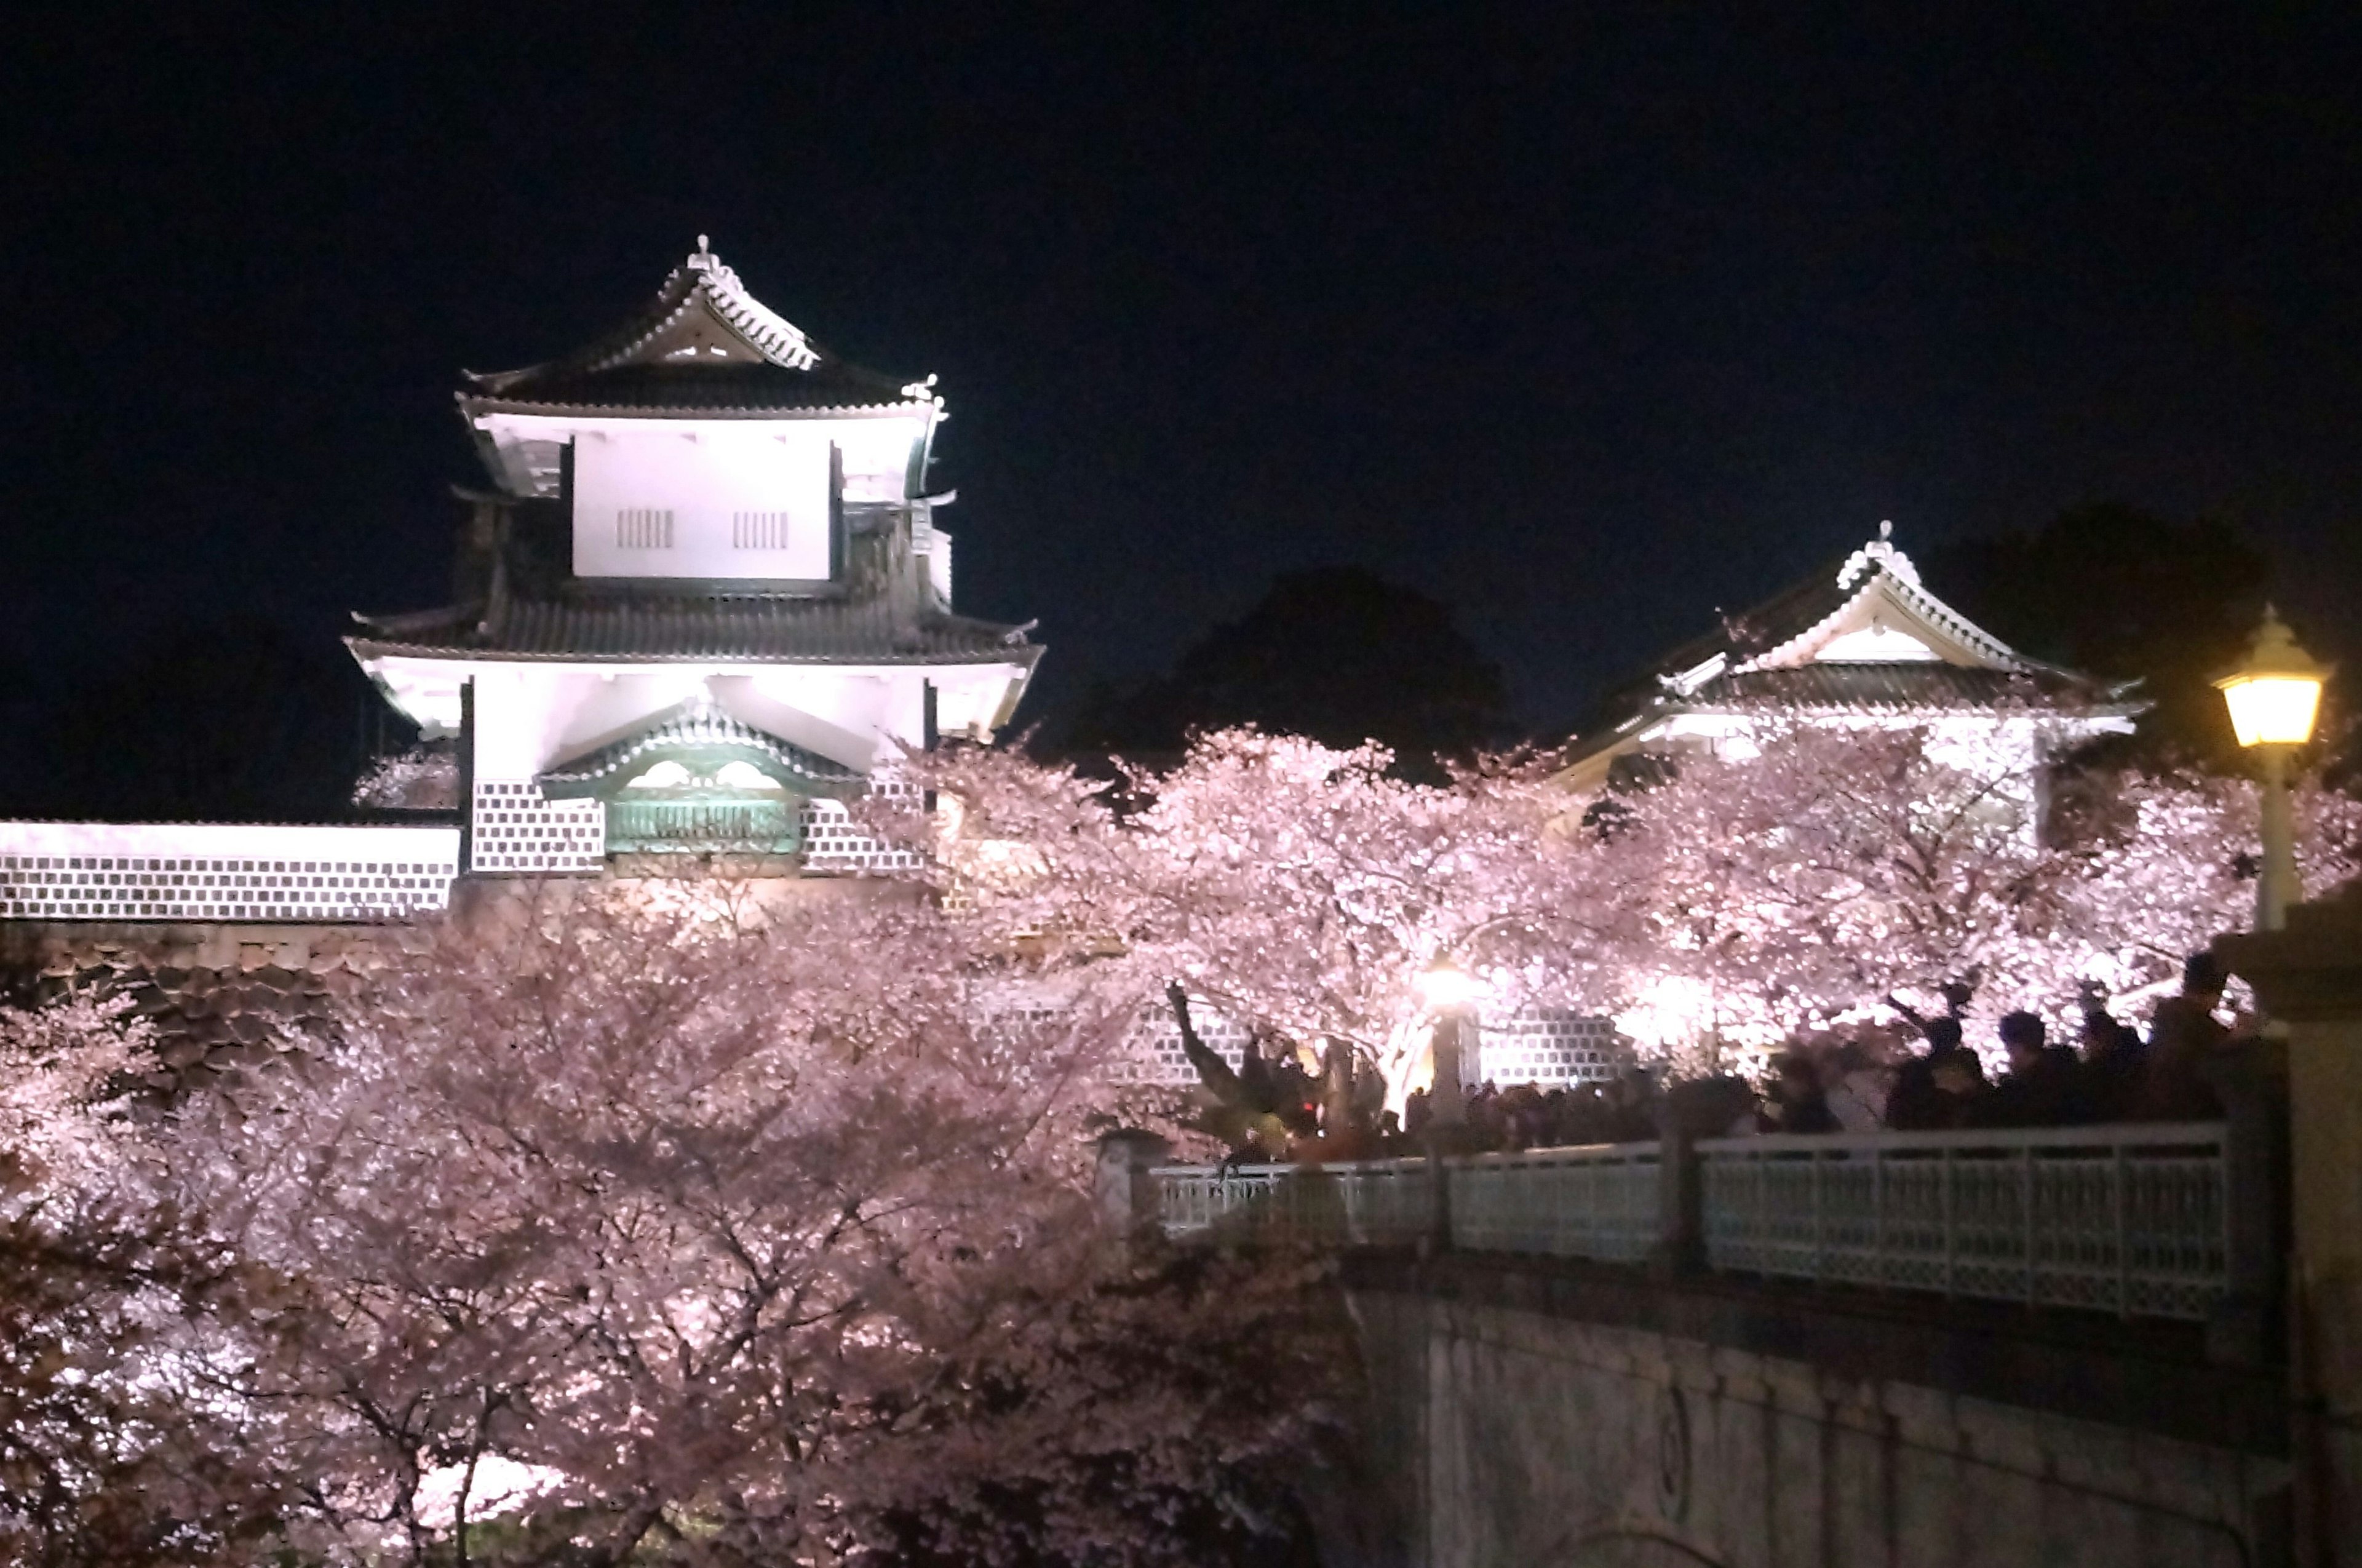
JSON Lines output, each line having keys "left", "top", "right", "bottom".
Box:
{"left": 1579, "top": 724, "right": 2061, "bottom": 1064}
{"left": 1, "top": 994, "right": 285, "bottom": 1566}
{"left": 1581, "top": 723, "right": 2362, "bottom": 1067}
{"left": 896, "top": 730, "right": 1615, "bottom": 1108}
{"left": 899, "top": 720, "right": 2362, "bottom": 1095}
{"left": 350, "top": 743, "right": 459, "bottom": 811}
{"left": 2049, "top": 764, "right": 2362, "bottom": 1006}
{"left": 162, "top": 879, "right": 1337, "bottom": 1566}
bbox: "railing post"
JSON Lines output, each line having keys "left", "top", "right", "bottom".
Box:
{"left": 1942, "top": 1145, "right": 1956, "bottom": 1299}
{"left": 1422, "top": 1134, "right": 1453, "bottom": 1257}
{"left": 2021, "top": 1143, "right": 2037, "bottom": 1307}
{"left": 1095, "top": 1129, "right": 1174, "bottom": 1252}
{"left": 2203, "top": 1040, "right": 2290, "bottom": 1367}
{"left": 1653, "top": 1084, "right": 1720, "bottom": 1279}
{"left": 2113, "top": 1139, "right": 2130, "bottom": 1319}
{"left": 1871, "top": 1143, "right": 1885, "bottom": 1291}
{"left": 1812, "top": 1146, "right": 1827, "bottom": 1287}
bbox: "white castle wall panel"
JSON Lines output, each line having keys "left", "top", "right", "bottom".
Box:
{"left": 471, "top": 782, "right": 605, "bottom": 872}
{"left": 571, "top": 427, "right": 834, "bottom": 581}
{"left": 0, "top": 822, "right": 459, "bottom": 923}
{"left": 1480, "top": 1009, "right": 1621, "bottom": 1088}
{"left": 798, "top": 795, "right": 924, "bottom": 875}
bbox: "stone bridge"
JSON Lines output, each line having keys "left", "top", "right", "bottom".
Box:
{"left": 1118, "top": 1102, "right": 2296, "bottom": 1567}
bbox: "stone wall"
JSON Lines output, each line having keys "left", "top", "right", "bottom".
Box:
{"left": 1333, "top": 1256, "right": 2289, "bottom": 1568}
{"left": 0, "top": 920, "right": 431, "bottom": 1091}
{"left": 0, "top": 874, "right": 926, "bottom": 1091}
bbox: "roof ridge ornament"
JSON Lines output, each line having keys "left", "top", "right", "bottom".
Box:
{"left": 1835, "top": 520, "right": 1922, "bottom": 591}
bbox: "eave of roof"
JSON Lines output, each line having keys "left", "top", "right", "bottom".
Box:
{"left": 346, "top": 594, "right": 1043, "bottom": 668}
{"left": 460, "top": 392, "right": 928, "bottom": 420}
{"left": 1692, "top": 664, "right": 2139, "bottom": 713}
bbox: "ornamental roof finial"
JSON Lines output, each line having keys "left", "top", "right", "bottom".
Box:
{"left": 1837, "top": 520, "right": 1921, "bottom": 589}
{"left": 1880, "top": 518, "right": 1893, "bottom": 540}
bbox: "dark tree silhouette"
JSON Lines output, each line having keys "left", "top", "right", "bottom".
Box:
{"left": 1933, "top": 504, "right": 2270, "bottom": 766}
{"left": 6, "top": 618, "right": 403, "bottom": 822}
{"left": 1061, "top": 567, "right": 1512, "bottom": 777}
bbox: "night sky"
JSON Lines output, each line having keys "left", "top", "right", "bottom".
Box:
{"left": 8, "top": 8, "right": 2362, "bottom": 741}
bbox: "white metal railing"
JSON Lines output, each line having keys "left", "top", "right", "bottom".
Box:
{"left": 0, "top": 821, "right": 461, "bottom": 923}
{"left": 1150, "top": 1121, "right": 2235, "bottom": 1323}
{"left": 1446, "top": 1144, "right": 1663, "bottom": 1262}
{"left": 1153, "top": 1142, "right": 1661, "bottom": 1263}
{"left": 1153, "top": 1158, "right": 1436, "bottom": 1248}
{"left": 1156, "top": 1164, "right": 1289, "bottom": 1237}
{"left": 1697, "top": 1123, "right": 2229, "bottom": 1321}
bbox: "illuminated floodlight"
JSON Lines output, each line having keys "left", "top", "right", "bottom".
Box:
{"left": 1417, "top": 956, "right": 1481, "bottom": 1013}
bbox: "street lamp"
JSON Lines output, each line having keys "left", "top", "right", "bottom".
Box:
{"left": 2216, "top": 607, "right": 2331, "bottom": 931}
{"left": 1417, "top": 957, "right": 1481, "bottom": 1124}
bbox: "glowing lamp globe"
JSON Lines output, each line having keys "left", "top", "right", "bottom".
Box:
{"left": 1417, "top": 957, "right": 1481, "bottom": 1012}
{"left": 2215, "top": 608, "right": 2329, "bottom": 749}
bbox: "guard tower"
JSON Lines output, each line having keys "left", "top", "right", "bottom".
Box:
{"left": 348, "top": 241, "right": 1041, "bottom": 874}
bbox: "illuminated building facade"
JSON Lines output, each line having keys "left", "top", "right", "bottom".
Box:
{"left": 353, "top": 239, "right": 1041, "bottom": 874}
{"left": 0, "top": 242, "right": 1040, "bottom": 926}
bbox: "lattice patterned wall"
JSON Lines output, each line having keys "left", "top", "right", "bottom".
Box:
{"left": 1480, "top": 1008, "right": 1621, "bottom": 1088}
{"left": 800, "top": 791, "right": 926, "bottom": 875}
{"left": 1092, "top": 1005, "right": 1620, "bottom": 1091}
{"left": 470, "top": 781, "right": 605, "bottom": 873}
{"left": 0, "top": 824, "right": 459, "bottom": 923}
{"left": 1111, "top": 1005, "right": 1254, "bottom": 1086}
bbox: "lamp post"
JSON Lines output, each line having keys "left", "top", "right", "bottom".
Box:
{"left": 2216, "top": 606, "right": 2330, "bottom": 931}
{"left": 1417, "top": 956, "right": 1481, "bottom": 1126}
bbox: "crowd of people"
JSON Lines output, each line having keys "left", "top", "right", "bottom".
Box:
{"left": 1417, "top": 952, "right": 2245, "bottom": 1153}
{"left": 1746, "top": 950, "right": 2243, "bottom": 1138}
{"left": 1214, "top": 952, "right": 2249, "bottom": 1163}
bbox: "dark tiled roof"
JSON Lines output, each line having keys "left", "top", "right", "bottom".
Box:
{"left": 458, "top": 245, "right": 929, "bottom": 418}
{"left": 349, "top": 594, "right": 1040, "bottom": 666}
{"left": 538, "top": 699, "right": 861, "bottom": 792}
{"left": 462, "top": 361, "right": 913, "bottom": 417}
{"left": 1691, "top": 665, "right": 2123, "bottom": 712}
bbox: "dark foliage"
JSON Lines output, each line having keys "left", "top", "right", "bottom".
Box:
{"left": 1059, "top": 567, "right": 1511, "bottom": 779}
{"left": 1933, "top": 503, "right": 2271, "bottom": 767}
{"left": 0, "top": 618, "right": 407, "bottom": 822}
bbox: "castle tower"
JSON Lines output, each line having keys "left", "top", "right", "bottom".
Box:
{"left": 347, "top": 241, "right": 1042, "bottom": 874}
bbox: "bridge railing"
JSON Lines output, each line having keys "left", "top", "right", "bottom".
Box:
{"left": 1446, "top": 1144, "right": 1663, "bottom": 1264}
{"left": 1155, "top": 1142, "right": 1662, "bottom": 1264}
{"left": 1144, "top": 1121, "right": 2235, "bottom": 1324}
{"left": 1155, "top": 1158, "right": 1436, "bottom": 1248}
{"left": 1696, "top": 1122, "right": 2229, "bottom": 1321}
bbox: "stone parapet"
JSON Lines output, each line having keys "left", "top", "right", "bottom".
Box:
{"left": 1338, "top": 1250, "right": 2289, "bottom": 1568}
{"left": 2219, "top": 883, "right": 2362, "bottom": 1565}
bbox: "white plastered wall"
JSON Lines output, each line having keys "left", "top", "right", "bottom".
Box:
{"left": 475, "top": 410, "right": 929, "bottom": 509}
{"left": 571, "top": 427, "right": 834, "bottom": 580}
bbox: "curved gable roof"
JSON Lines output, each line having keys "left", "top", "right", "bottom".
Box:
{"left": 1553, "top": 525, "right": 2143, "bottom": 788}
{"left": 459, "top": 241, "right": 933, "bottom": 418}
{"left": 538, "top": 696, "right": 864, "bottom": 798}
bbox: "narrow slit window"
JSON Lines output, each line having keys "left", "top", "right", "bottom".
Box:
{"left": 732, "top": 511, "right": 790, "bottom": 550}
{"left": 616, "top": 509, "right": 675, "bottom": 549}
